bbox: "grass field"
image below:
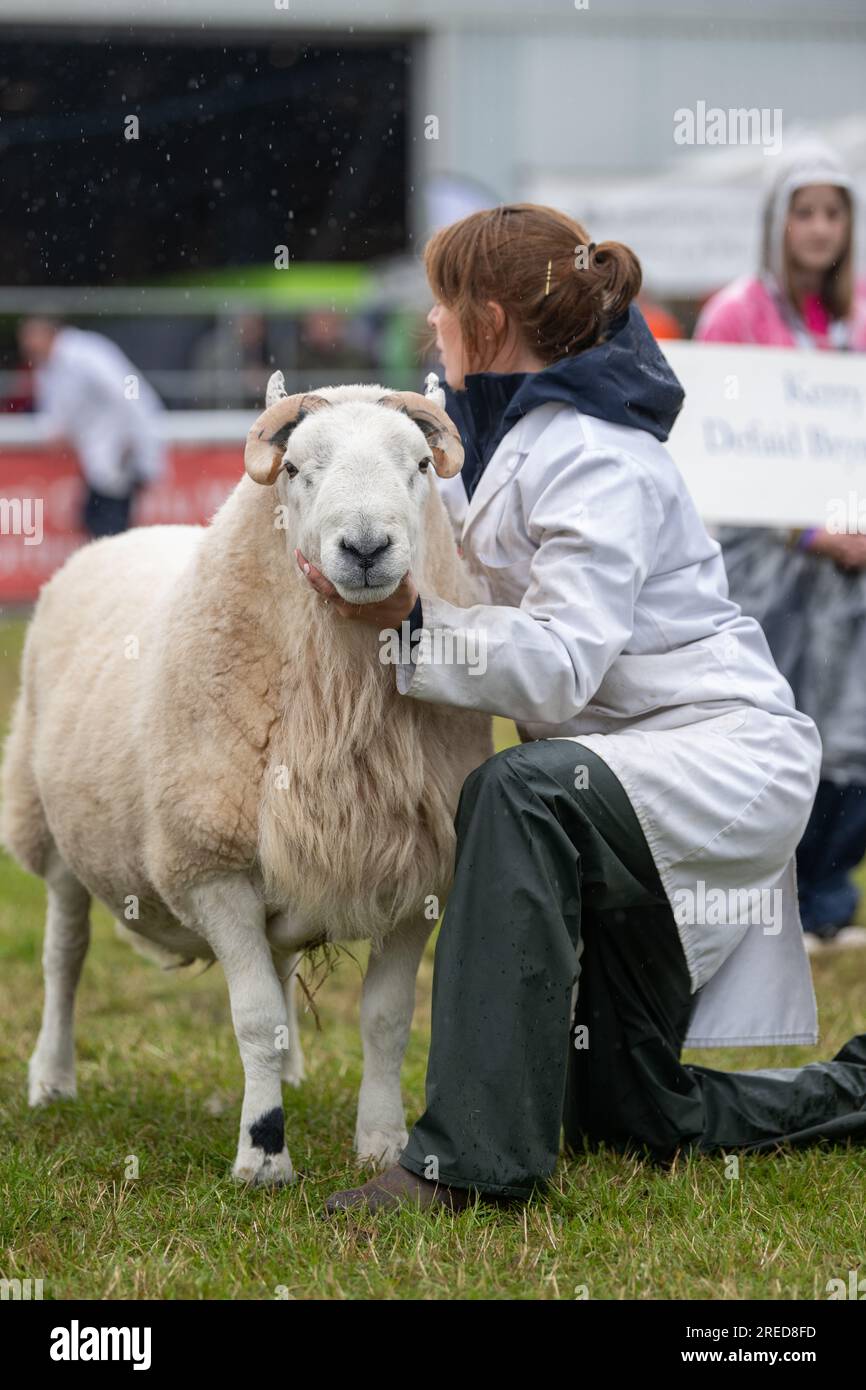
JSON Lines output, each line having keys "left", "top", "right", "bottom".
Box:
{"left": 1, "top": 612, "right": 864, "bottom": 1301}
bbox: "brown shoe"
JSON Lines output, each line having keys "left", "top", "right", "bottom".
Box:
{"left": 324, "top": 1162, "right": 474, "bottom": 1215}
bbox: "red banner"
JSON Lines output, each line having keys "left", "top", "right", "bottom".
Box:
{"left": 0, "top": 446, "right": 244, "bottom": 604}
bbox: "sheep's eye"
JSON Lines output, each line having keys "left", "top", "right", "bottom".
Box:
{"left": 419, "top": 457, "right": 432, "bottom": 473}
{"left": 282, "top": 460, "right": 299, "bottom": 480}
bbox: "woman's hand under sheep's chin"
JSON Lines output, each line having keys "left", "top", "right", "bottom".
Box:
{"left": 295, "top": 547, "right": 419, "bottom": 628}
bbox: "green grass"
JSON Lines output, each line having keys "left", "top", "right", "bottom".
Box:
{"left": 1, "top": 615, "right": 864, "bottom": 1300}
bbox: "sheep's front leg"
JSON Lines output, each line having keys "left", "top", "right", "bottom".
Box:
{"left": 184, "top": 875, "right": 293, "bottom": 1186}
{"left": 28, "top": 849, "right": 91, "bottom": 1106}
{"left": 355, "top": 916, "right": 432, "bottom": 1168}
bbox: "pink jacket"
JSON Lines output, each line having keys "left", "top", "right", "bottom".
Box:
{"left": 695, "top": 274, "right": 866, "bottom": 350}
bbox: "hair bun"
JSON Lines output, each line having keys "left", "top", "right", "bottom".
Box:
{"left": 591, "top": 240, "right": 642, "bottom": 321}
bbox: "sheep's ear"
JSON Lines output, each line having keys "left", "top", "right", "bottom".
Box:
{"left": 378, "top": 391, "right": 464, "bottom": 478}
{"left": 244, "top": 391, "right": 331, "bottom": 486}
{"left": 265, "top": 370, "right": 288, "bottom": 408}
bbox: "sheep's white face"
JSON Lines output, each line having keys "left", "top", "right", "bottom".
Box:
{"left": 275, "top": 400, "right": 433, "bottom": 605}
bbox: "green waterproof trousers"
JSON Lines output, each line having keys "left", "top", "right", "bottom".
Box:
{"left": 398, "top": 740, "right": 866, "bottom": 1198}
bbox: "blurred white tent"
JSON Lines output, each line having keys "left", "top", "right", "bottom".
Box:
{"left": 527, "top": 118, "right": 866, "bottom": 298}
{"left": 372, "top": 121, "right": 866, "bottom": 310}
{"left": 368, "top": 174, "right": 502, "bottom": 311}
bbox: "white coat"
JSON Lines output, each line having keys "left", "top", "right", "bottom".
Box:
{"left": 34, "top": 327, "right": 167, "bottom": 497}
{"left": 398, "top": 400, "right": 823, "bottom": 1048}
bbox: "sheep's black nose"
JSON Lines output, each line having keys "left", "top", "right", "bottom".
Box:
{"left": 339, "top": 535, "right": 391, "bottom": 568}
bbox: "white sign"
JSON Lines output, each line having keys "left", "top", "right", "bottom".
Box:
{"left": 525, "top": 177, "right": 866, "bottom": 297}
{"left": 661, "top": 341, "right": 866, "bottom": 527}
{"left": 525, "top": 180, "right": 762, "bottom": 296}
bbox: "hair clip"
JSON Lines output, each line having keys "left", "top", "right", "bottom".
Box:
{"left": 544, "top": 259, "right": 552, "bottom": 296}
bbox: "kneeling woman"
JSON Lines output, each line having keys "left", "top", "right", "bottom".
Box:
{"left": 299, "top": 204, "right": 866, "bottom": 1211}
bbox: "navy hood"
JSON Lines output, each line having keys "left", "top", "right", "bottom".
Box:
{"left": 440, "top": 304, "right": 685, "bottom": 501}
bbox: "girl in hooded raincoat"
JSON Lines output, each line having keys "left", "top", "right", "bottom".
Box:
{"left": 696, "top": 139, "right": 866, "bottom": 951}
{"left": 296, "top": 205, "right": 866, "bottom": 1212}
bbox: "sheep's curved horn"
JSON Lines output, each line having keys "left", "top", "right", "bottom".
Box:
{"left": 244, "top": 390, "right": 331, "bottom": 486}
{"left": 377, "top": 391, "right": 464, "bottom": 478}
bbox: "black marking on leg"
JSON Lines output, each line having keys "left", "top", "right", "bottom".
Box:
{"left": 249, "top": 1106, "right": 285, "bottom": 1155}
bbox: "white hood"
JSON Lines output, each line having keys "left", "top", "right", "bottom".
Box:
{"left": 762, "top": 135, "right": 855, "bottom": 289}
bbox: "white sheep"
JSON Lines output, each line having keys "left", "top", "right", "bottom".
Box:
{"left": 0, "top": 375, "right": 493, "bottom": 1185}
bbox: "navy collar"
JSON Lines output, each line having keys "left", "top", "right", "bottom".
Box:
{"left": 438, "top": 306, "right": 685, "bottom": 502}
{"left": 440, "top": 371, "right": 529, "bottom": 501}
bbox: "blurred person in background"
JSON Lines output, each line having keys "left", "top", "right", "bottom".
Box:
{"left": 696, "top": 138, "right": 866, "bottom": 953}
{"left": 191, "top": 311, "right": 269, "bottom": 408}
{"left": 298, "top": 309, "right": 367, "bottom": 377}
{"left": 638, "top": 291, "right": 683, "bottom": 341}
{"left": 18, "top": 316, "right": 167, "bottom": 538}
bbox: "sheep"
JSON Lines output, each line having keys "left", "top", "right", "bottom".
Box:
{"left": 0, "top": 374, "right": 493, "bottom": 1185}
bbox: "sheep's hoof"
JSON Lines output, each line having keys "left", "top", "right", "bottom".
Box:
{"left": 355, "top": 1128, "right": 409, "bottom": 1170}
{"left": 28, "top": 1064, "right": 77, "bottom": 1107}
{"left": 232, "top": 1148, "right": 295, "bottom": 1188}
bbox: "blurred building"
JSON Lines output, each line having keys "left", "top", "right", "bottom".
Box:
{"left": 0, "top": 0, "right": 864, "bottom": 390}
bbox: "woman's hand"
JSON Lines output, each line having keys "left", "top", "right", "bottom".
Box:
{"left": 803, "top": 529, "right": 866, "bottom": 571}
{"left": 295, "top": 548, "right": 419, "bottom": 626}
